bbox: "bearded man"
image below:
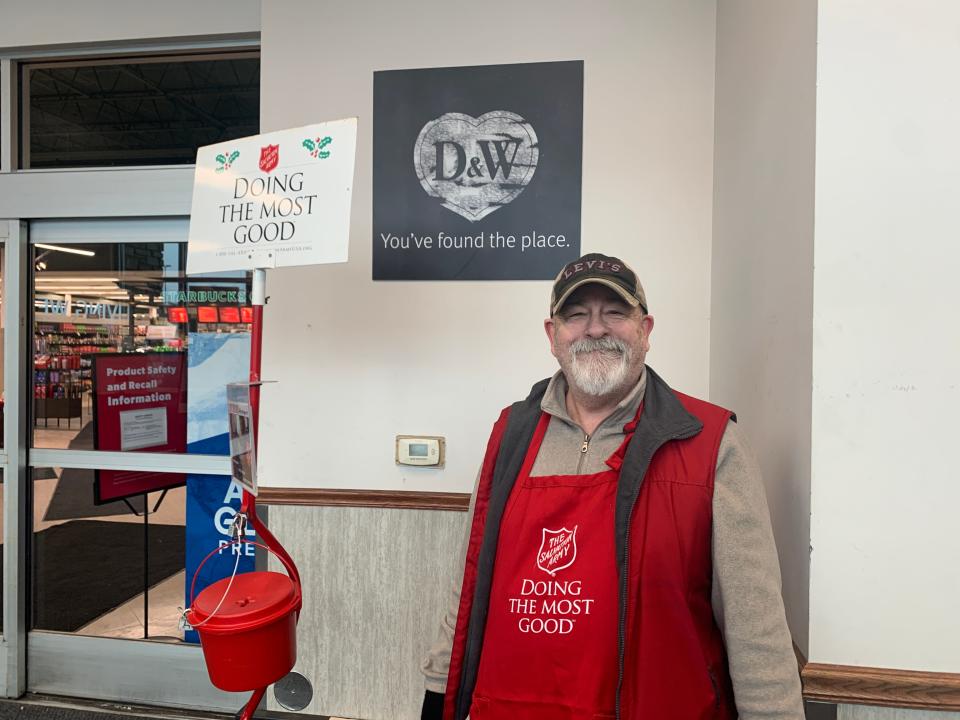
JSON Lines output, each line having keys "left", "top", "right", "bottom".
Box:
{"left": 420, "top": 254, "right": 805, "bottom": 720}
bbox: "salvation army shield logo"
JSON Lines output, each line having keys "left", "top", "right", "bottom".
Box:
{"left": 259, "top": 144, "right": 279, "bottom": 173}
{"left": 537, "top": 525, "right": 578, "bottom": 577}
{"left": 413, "top": 111, "right": 539, "bottom": 222}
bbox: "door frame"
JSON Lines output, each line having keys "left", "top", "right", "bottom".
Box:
{"left": 0, "top": 37, "right": 257, "bottom": 706}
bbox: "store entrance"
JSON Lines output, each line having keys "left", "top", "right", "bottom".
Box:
{"left": 24, "top": 219, "right": 251, "bottom": 710}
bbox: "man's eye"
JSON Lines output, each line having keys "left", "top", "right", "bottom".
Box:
{"left": 566, "top": 311, "right": 586, "bottom": 320}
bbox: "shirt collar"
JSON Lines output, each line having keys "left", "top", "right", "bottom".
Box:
{"left": 540, "top": 366, "right": 647, "bottom": 432}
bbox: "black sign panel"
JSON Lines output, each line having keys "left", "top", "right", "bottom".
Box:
{"left": 373, "top": 61, "right": 583, "bottom": 280}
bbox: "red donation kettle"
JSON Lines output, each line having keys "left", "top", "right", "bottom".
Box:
{"left": 187, "top": 539, "right": 302, "bottom": 692}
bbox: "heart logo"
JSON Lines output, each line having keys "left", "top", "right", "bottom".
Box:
{"left": 413, "top": 111, "right": 539, "bottom": 222}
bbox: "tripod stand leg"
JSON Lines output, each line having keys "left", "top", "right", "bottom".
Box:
{"left": 236, "top": 686, "right": 267, "bottom": 720}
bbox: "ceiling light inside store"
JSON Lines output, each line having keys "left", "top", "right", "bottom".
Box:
{"left": 36, "top": 284, "right": 119, "bottom": 289}
{"left": 36, "top": 289, "right": 121, "bottom": 295}
{"left": 35, "top": 244, "right": 96, "bottom": 257}
{"left": 36, "top": 295, "right": 131, "bottom": 302}
{"left": 37, "top": 277, "right": 119, "bottom": 283}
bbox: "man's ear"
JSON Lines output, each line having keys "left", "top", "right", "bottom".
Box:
{"left": 640, "top": 313, "right": 654, "bottom": 352}
{"left": 544, "top": 317, "right": 558, "bottom": 357}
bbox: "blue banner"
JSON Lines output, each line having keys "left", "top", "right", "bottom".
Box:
{"left": 185, "top": 332, "right": 254, "bottom": 643}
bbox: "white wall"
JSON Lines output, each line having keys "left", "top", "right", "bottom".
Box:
{"left": 257, "top": 0, "right": 719, "bottom": 493}
{"left": 839, "top": 708, "right": 960, "bottom": 720}
{"left": 810, "top": 0, "right": 960, "bottom": 672}
{"left": 258, "top": 5, "right": 721, "bottom": 716}
{"left": 0, "top": 0, "right": 259, "bottom": 50}
{"left": 711, "top": 0, "right": 817, "bottom": 656}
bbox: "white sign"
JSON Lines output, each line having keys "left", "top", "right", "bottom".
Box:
{"left": 119, "top": 407, "right": 168, "bottom": 451}
{"left": 227, "top": 382, "right": 257, "bottom": 496}
{"left": 187, "top": 118, "right": 358, "bottom": 274}
{"left": 146, "top": 325, "right": 178, "bottom": 339}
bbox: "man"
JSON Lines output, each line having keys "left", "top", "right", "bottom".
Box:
{"left": 421, "top": 254, "right": 804, "bottom": 719}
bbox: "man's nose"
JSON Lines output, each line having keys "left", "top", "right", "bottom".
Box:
{"left": 585, "top": 313, "right": 607, "bottom": 337}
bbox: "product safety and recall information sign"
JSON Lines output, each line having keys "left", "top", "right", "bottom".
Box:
{"left": 93, "top": 353, "right": 188, "bottom": 504}
{"left": 186, "top": 118, "right": 358, "bottom": 274}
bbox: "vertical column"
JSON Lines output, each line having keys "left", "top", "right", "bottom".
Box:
{"left": 3, "top": 219, "right": 29, "bottom": 696}
{"left": 0, "top": 59, "right": 19, "bottom": 172}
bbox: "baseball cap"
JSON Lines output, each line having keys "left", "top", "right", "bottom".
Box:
{"left": 550, "top": 253, "right": 647, "bottom": 316}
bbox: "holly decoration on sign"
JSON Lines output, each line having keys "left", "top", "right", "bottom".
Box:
{"left": 303, "top": 136, "right": 332, "bottom": 159}
{"left": 215, "top": 150, "right": 240, "bottom": 172}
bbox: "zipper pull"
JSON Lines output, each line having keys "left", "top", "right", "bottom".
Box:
{"left": 581, "top": 434, "right": 590, "bottom": 454}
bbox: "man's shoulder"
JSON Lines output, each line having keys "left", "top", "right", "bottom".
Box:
{"left": 644, "top": 367, "right": 729, "bottom": 413}
{"left": 672, "top": 389, "right": 729, "bottom": 413}
{"left": 644, "top": 367, "right": 734, "bottom": 429}
{"left": 522, "top": 377, "right": 552, "bottom": 404}
{"left": 673, "top": 390, "right": 735, "bottom": 428}
{"left": 488, "top": 377, "right": 553, "bottom": 430}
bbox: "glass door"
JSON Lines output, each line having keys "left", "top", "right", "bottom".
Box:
{"left": 24, "top": 218, "right": 254, "bottom": 710}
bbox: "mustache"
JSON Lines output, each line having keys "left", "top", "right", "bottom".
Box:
{"left": 570, "top": 336, "right": 629, "bottom": 356}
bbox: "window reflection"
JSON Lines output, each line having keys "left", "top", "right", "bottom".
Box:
{"left": 25, "top": 54, "right": 260, "bottom": 169}
{"left": 32, "top": 242, "right": 251, "bottom": 450}
{"left": 31, "top": 467, "right": 185, "bottom": 639}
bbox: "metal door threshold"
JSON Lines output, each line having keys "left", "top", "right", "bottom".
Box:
{"left": 0, "top": 696, "right": 332, "bottom": 720}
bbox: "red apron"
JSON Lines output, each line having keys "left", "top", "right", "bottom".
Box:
{"left": 469, "top": 406, "right": 642, "bottom": 720}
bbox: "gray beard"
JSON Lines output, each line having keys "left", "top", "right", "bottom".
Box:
{"left": 566, "top": 336, "right": 632, "bottom": 397}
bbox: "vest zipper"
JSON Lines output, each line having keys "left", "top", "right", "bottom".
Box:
{"left": 615, "top": 426, "right": 700, "bottom": 720}
{"left": 576, "top": 433, "right": 591, "bottom": 474}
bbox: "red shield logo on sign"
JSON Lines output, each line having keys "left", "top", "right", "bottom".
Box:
{"left": 537, "top": 525, "right": 578, "bottom": 576}
{"left": 259, "top": 144, "right": 279, "bottom": 173}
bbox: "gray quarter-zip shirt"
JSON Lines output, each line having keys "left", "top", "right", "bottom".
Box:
{"left": 422, "top": 368, "right": 804, "bottom": 719}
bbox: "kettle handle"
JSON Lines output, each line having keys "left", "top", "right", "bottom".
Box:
{"left": 188, "top": 538, "right": 301, "bottom": 611}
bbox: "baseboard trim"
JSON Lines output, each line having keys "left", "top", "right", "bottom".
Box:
{"left": 802, "top": 662, "right": 960, "bottom": 710}
{"left": 257, "top": 487, "right": 470, "bottom": 511}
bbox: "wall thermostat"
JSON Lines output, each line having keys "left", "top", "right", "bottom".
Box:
{"left": 396, "top": 435, "right": 445, "bottom": 467}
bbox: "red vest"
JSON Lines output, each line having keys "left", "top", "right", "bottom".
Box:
{"left": 444, "top": 369, "right": 738, "bottom": 720}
